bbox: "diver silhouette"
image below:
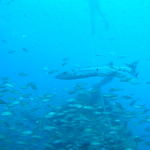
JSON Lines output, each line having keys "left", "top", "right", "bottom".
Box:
{"left": 88, "top": 0, "right": 109, "bottom": 35}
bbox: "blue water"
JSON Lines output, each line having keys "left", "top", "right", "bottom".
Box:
{"left": 0, "top": 0, "right": 150, "bottom": 149}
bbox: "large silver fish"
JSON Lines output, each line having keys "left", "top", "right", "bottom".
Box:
{"left": 55, "top": 62, "right": 138, "bottom": 80}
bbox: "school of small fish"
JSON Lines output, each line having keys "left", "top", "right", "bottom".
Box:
{"left": 0, "top": 58, "right": 150, "bottom": 150}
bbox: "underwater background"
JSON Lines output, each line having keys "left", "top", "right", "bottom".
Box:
{"left": 0, "top": 0, "right": 150, "bottom": 150}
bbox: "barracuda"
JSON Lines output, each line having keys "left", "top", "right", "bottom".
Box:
{"left": 55, "top": 62, "right": 138, "bottom": 80}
